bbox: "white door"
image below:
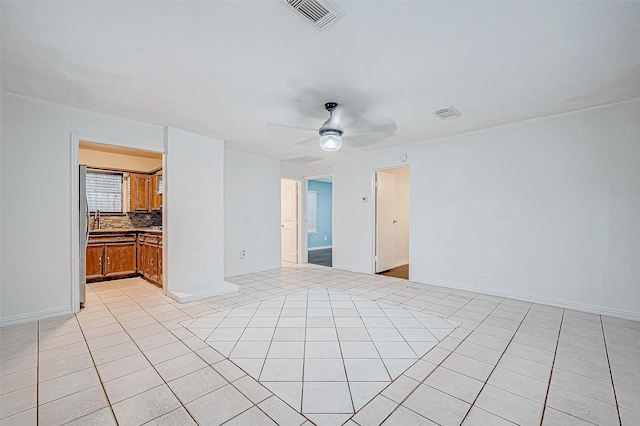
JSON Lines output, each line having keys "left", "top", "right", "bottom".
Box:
{"left": 281, "top": 179, "right": 298, "bottom": 263}
{"left": 376, "top": 171, "right": 396, "bottom": 272}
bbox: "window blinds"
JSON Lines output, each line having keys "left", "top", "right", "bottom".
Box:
{"left": 86, "top": 170, "right": 124, "bottom": 213}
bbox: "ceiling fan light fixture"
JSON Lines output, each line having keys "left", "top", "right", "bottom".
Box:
{"left": 319, "top": 133, "right": 343, "bottom": 151}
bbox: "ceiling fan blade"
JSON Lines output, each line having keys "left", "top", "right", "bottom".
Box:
{"left": 347, "top": 121, "right": 398, "bottom": 136}
{"left": 268, "top": 122, "right": 317, "bottom": 132}
{"left": 294, "top": 136, "right": 318, "bottom": 146}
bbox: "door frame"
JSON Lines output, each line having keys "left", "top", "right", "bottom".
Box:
{"left": 280, "top": 178, "right": 303, "bottom": 264}
{"left": 371, "top": 164, "right": 411, "bottom": 277}
{"left": 303, "top": 173, "right": 334, "bottom": 265}
{"left": 70, "top": 133, "right": 166, "bottom": 313}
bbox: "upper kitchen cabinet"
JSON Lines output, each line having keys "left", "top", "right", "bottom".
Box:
{"left": 130, "top": 173, "right": 150, "bottom": 211}
{"left": 150, "top": 171, "right": 162, "bottom": 211}
{"left": 130, "top": 170, "right": 162, "bottom": 212}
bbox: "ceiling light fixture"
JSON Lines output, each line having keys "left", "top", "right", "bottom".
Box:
{"left": 319, "top": 132, "right": 342, "bottom": 151}
{"left": 319, "top": 102, "right": 343, "bottom": 152}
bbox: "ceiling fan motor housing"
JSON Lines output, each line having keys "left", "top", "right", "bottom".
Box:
{"left": 319, "top": 102, "right": 343, "bottom": 136}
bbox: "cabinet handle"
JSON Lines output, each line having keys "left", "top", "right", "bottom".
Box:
{"left": 99, "top": 257, "right": 102, "bottom": 266}
{"left": 107, "top": 257, "right": 110, "bottom": 265}
{"left": 150, "top": 258, "right": 154, "bottom": 265}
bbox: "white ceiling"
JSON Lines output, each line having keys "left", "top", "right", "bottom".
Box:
{"left": 2, "top": 1, "right": 639, "bottom": 161}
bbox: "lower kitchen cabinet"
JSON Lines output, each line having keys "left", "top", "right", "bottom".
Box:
{"left": 86, "top": 244, "right": 105, "bottom": 281}
{"left": 137, "top": 233, "right": 163, "bottom": 286}
{"left": 104, "top": 243, "right": 137, "bottom": 277}
{"left": 87, "top": 233, "right": 142, "bottom": 282}
{"left": 88, "top": 231, "right": 163, "bottom": 285}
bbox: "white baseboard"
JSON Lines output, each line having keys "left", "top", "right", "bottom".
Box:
{"left": 308, "top": 245, "right": 332, "bottom": 251}
{"left": 168, "top": 281, "right": 239, "bottom": 303}
{"left": 332, "top": 264, "right": 371, "bottom": 275}
{"left": 0, "top": 307, "right": 74, "bottom": 327}
{"left": 394, "top": 260, "right": 409, "bottom": 268}
{"left": 411, "top": 275, "right": 640, "bottom": 321}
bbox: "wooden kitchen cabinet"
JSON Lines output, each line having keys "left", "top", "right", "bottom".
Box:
{"left": 150, "top": 172, "right": 162, "bottom": 211}
{"left": 130, "top": 170, "right": 162, "bottom": 212}
{"left": 104, "top": 242, "right": 137, "bottom": 278}
{"left": 158, "top": 243, "right": 163, "bottom": 286}
{"left": 86, "top": 233, "right": 137, "bottom": 282}
{"left": 86, "top": 244, "right": 105, "bottom": 281}
{"left": 130, "top": 173, "right": 150, "bottom": 211}
{"left": 137, "top": 233, "right": 163, "bottom": 287}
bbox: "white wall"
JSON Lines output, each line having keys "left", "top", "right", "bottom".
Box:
{"left": 306, "top": 99, "right": 640, "bottom": 319}
{"left": 0, "top": 92, "right": 164, "bottom": 324}
{"left": 164, "top": 128, "right": 237, "bottom": 302}
{"left": 383, "top": 166, "right": 410, "bottom": 266}
{"left": 224, "top": 149, "right": 281, "bottom": 277}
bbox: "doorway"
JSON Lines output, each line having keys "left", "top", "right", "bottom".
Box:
{"left": 375, "top": 166, "right": 410, "bottom": 279}
{"left": 306, "top": 176, "right": 333, "bottom": 267}
{"left": 281, "top": 179, "right": 299, "bottom": 263}
{"left": 73, "top": 137, "right": 165, "bottom": 311}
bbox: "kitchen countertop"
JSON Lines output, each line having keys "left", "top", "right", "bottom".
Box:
{"left": 89, "top": 228, "right": 162, "bottom": 235}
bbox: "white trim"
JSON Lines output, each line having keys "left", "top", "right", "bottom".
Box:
{"left": 332, "top": 264, "right": 371, "bottom": 275}
{"left": 0, "top": 307, "right": 74, "bottom": 327}
{"left": 411, "top": 275, "right": 640, "bottom": 321}
{"left": 309, "top": 245, "right": 332, "bottom": 251}
{"left": 303, "top": 173, "right": 334, "bottom": 266}
{"left": 70, "top": 134, "right": 81, "bottom": 315}
{"left": 372, "top": 164, "right": 412, "bottom": 277}
{"left": 394, "top": 260, "right": 409, "bottom": 268}
{"left": 167, "top": 282, "right": 239, "bottom": 303}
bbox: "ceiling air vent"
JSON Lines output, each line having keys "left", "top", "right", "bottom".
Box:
{"left": 282, "top": 0, "right": 344, "bottom": 30}
{"left": 284, "top": 156, "right": 323, "bottom": 163}
{"left": 434, "top": 106, "right": 462, "bottom": 119}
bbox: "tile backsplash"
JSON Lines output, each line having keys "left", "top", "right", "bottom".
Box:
{"left": 90, "top": 212, "right": 161, "bottom": 230}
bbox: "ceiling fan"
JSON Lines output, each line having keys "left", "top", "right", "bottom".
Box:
{"left": 269, "top": 101, "right": 399, "bottom": 152}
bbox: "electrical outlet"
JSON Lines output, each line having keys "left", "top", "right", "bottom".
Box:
{"left": 240, "top": 250, "right": 246, "bottom": 259}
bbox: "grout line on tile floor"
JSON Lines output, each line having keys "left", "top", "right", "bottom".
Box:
{"left": 600, "top": 315, "right": 623, "bottom": 426}
{"left": 458, "top": 301, "right": 534, "bottom": 425}
{"left": 539, "top": 308, "right": 564, "bottom": 426}
{"left": 36, "top": 321, "right": 40, "bottom": 425}
{"left": 89, "top": 284, "right": 202, "bottom": 425}
{"left": 74, "top": 311, "right": 119, "bottom": 424}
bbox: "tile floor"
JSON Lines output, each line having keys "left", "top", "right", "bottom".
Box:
{"left": 181, "top": 288, "right": 459, "bottom": 424}
{"left": 1, "top": 263, "right": 639, "bottom": 426}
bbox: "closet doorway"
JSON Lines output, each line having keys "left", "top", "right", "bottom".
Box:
{"left": 375, "top": 166, "right": 410, "bottom": 279}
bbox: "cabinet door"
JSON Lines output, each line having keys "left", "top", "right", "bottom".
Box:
{"left": 137, "top": 238, "right": 144, "bottom": 274}
{"left": 157, "top": 245, "right": 163, "bottom": 286}
{"left": 150, "top": 174, "right": 162, "bottom": 211}
{"left": 104, "top": 243, "right": 137, "bottom": 278}
{"left": 130, "top": 174, "right": 150, "bottom": 211}
{"left": 149, "top": 244, "right": 159, "bottom": 283}
{"left": 86, "top": 244, "right": 104, "bottom": 282}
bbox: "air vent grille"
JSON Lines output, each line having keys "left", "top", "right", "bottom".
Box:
{"left": 284, "top": 156, "right": 323, "bottom": 163}
{"left": 283, "top": 0, "right": 344, "bottom": 30}
{"left": 434, "top": 106, "right": 462, "bottom": 119}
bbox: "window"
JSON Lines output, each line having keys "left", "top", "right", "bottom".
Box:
{"left": 87, "top": 170, "right": 124, "bottom": 213}
{"left": 307, "top": 191, "right": 317, "bottom": 233}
